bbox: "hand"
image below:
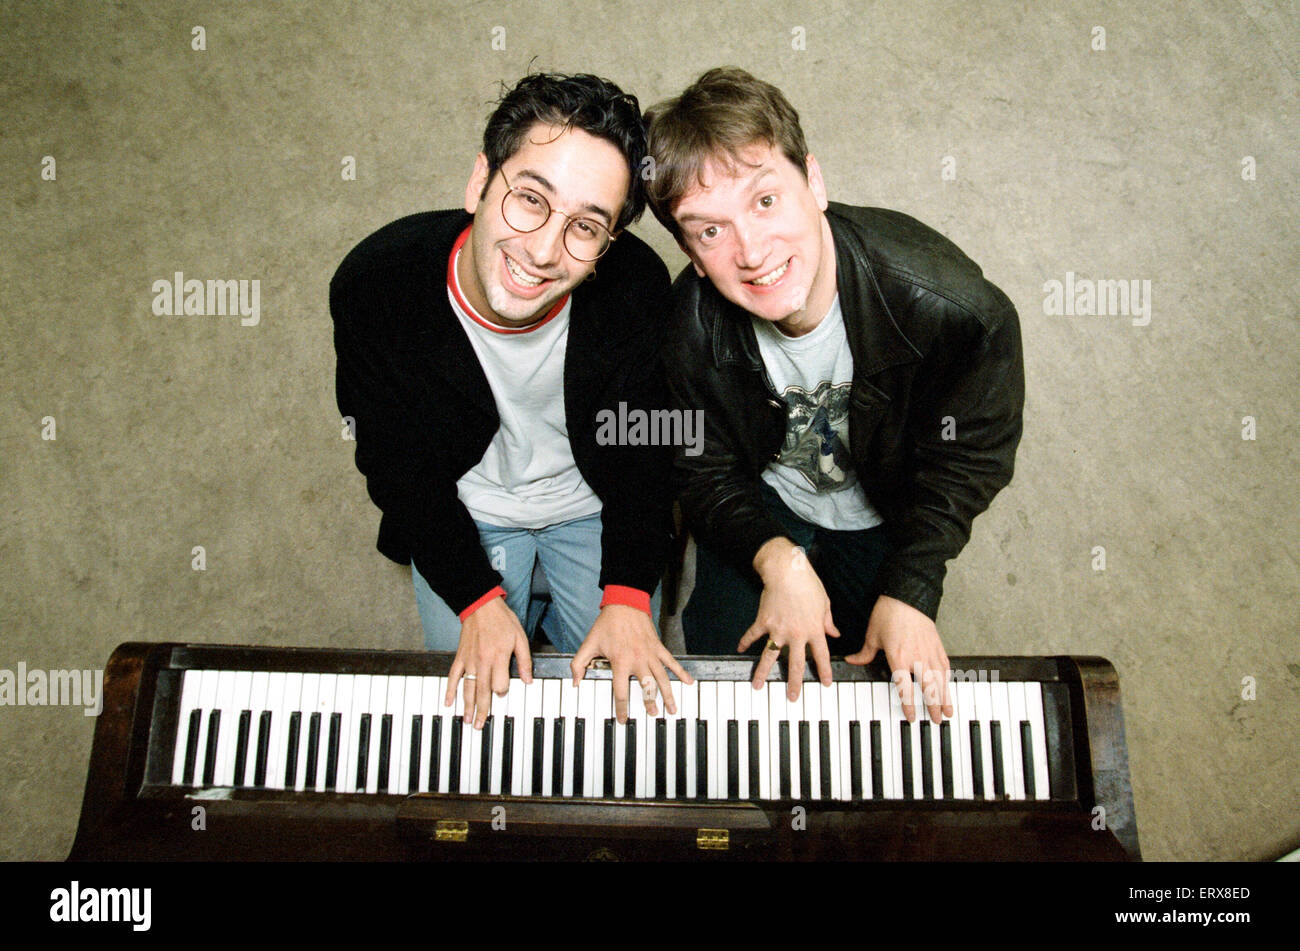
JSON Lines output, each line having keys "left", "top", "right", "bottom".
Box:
{"left": 572, "top": 604, "right": 694, "bottom": 723}
{"left": 846, "top": 594, "right": 951, "bottom": 724}
{"left": 739, "top": 538, "right": 839, "bottom": 701}
{"left": 444, "top": 595, "right": 533, "bottom": 729}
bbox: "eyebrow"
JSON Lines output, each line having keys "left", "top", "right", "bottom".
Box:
{"left": 512, "top": 168, "right": 615, "bottom": 227}
{"left": 675, "top": 165, "right": 779, "bottom": 223}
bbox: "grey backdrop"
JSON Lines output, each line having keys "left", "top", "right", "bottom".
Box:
{"left": 2, "top": 0, "right": 1296, "bottom": 861}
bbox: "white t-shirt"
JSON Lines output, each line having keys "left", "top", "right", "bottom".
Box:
{"left": 753, "top": 293, "right": 884, "bottom": 531}
{"left": 447, "top": 248, "right": 603, "bottom": 529}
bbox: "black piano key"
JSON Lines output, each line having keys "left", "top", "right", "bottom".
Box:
{"left": 748, "top": 720, "right": 761, "bottom": 796}
{"left": 202, "top": 710, "right": 221, "bottom": 786}
{"left": 551, "top": 718, "right": 565, "bottom": 796}
{"left": 573, "top": 719, "right": 585, "bottom": 794}
{"left": 726, "top": 720, "right": 739, "bottom": 800}
{"left": 500, "top": 716, "right": 514, "bottom": 793}
{"left": 408, "top": 715, "right": 423, "bottom": 792}
{"left": 427, "top": 716, "right": 442, "bottom": 791}
{"left": 480, "top": 717, "right": 494, "bottom": 795}
{"left": 254, "top": 710, "right": 272, "bottom": 787}
{"left": 378, "top": 713, "right": 393, "bottom": 792}
{"left": 940, "top": 720, "right": 954, "bottom": 799}
{"left": 990, "top": 720, "right": 1006, "bottom": 798}
{"left": 870, "top": 721, "right": 884, "bottom": 799}
{"left": 798, "top": 721, "right": 811, "bottom": 799}
{"left": 849, "top": 721, "right": 863, "bottom": 800}
{"left": 324, "top": 712, "right": 341, "bottom": 790}
{"left": 655, "top": 718, "right": 667, "bottom": 798}
{"left": 675, "top": 719, "right": 687, "bottom": 798}
{"left": 531, "top": 717, "right": 545, "bottom": 795}
{"left": 1020, "top": 721, "right": 1036, "bottom": 799}
{"left": 899, "top": 721, "right": 913, "bottom": 800}
{"left": 233, "top": 710, "right": 252, "bottom": 786}
{"left": 920, "top": 721, "right": 934, "bottom": 799}
{"left": 305, "top": 712, "right": 321, "bottom": 789}
{"left": 603, "top": 718, "right": 615, "bottom": 798}
{"left": 284, "top": 711, "right": 301, "bottom": 788}
{"left": 819, "top": 721, "right": 832, "bottom": 799}
{"left": 624, "top": 720, "right": 637, "bottom": 799}
{"left": 449, "top": 717, "right": 464, "bottom": 792}
{"left": 778, "top": 721, "right": 791, "bottom": 799}
{"left": 969, "top": 721, "right": 985, "bottom": 798}
{"left": 695, "top": 721, "right": 708, "bottom": 800}
{"left": 355, "top": 713, "right": 372, "bottom": 791}
{"left": 182, "top": 709, "right": 201, "bottom": 785}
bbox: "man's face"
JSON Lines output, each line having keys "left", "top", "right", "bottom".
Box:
{"left": 672, "top": 142, "right": 834, "bottom": 333}
{"left": 461, "top": 123, "right": 629, "bottom": 327}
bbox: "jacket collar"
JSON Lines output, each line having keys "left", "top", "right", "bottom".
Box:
{"left": 707, "top": 202, "right": 923, "bottom": 379}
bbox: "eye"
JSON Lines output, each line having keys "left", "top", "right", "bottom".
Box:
{"left": 518, "top": 190, "right": 543, "bottom": 207}
{"left": 758, "top": 194, "right": 776, "bottom": 209}
{"left": 699, "top": 225, "right": 719, "bottom": 242}
{"left": 573, "top": 220, "right": 598, "bottom": 238}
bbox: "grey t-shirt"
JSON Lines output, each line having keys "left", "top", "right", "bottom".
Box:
{"left": 753, "top": 293, "right": 883, "bottom": 530}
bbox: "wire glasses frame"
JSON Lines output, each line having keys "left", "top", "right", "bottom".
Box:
{"left": 497, "top": 168, "right": 616, "bottom": 262}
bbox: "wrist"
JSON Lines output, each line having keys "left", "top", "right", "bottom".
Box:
{"left": 753, "top": 537, "right": 803, "bottom": 583}
{"left": 458, "top": 585, "right": 505, "bottom": 623}
{"left": 599, "top": 584, "right": 651, "bottom": 616}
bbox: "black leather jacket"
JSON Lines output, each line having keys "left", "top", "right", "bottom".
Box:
{"left": 664, "top": 202, "right": 1024, "bottom": 620}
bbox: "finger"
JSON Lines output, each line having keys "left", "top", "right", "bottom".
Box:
{"left": 637, "top": 670, "right": 659, "bottom": 717}
{"left": 894, "top": 668, "right": 915, "bottom": 723}
{"left": 444, "top": 657, "right": 463, "bottom": 707}
{"left": 845, "top": 642, "right": 878, "bottom": 666}
{"left": 648, "top": 660, "right": 674, "bottom": 717}
{"left": 516, "top": 635, "right": 534, "bottom": 684}
{"left": 570, "top": 637, "right": 597, "bottom": 685}
{"left": 924, "top": 667, "right": 944, "bottom": 725}
{"left": 809, "top": 633, "right": 834, "bottom": 687}
{"left": 491, "top": 654, "right": 510, "bottom": 698}
{"left": 612, "top": 665, "right": 630, "bottom": 724}
{"left": 461, "top": 670, "right": 476, "bottom": 723}
{"left": 750, "top": 642, "right": 778, "bottom": 691}
{"left": 657, "top": 650, "right": 693, "bottom": 709}
{"left": 824, "top": 609, "right": 841, "bottom": 640}
{"left": 737, "top": 620, "right": 767, "bottom": 653}
{"left": 786, "top": 642, "right": 806, "bottom": 701}
{"left": 940, "top": 656, "right": 953, "bottom": 718}
{"left": 475, "top": 666, "right": 493, "bottom": 729}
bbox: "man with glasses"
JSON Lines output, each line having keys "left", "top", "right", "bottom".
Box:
{"left": 331, "top": 73, "right": 690, "bottom": 730}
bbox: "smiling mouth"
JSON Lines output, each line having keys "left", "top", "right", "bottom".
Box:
{"left": 503, "top": 251, "right": 554, "bottom": 289}
{"left": 745, "top": 257, "right": 791, "bottom": 287}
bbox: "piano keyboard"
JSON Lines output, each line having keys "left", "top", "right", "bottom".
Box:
{"left": 170, "top": 670, "right": 1051, "bottom": 802}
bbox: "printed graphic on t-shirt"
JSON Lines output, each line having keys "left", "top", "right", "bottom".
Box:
{"left": 776, "top": 380, "right": 856, "bottom": 491}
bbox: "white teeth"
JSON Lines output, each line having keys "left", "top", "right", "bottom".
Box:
{"left": 749, "top": 260, "right": 789, "bottom": 286}
{"left": 505, "top": 254, "right": 543, "bottom": 286}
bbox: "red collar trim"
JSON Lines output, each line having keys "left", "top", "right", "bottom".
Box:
{"left": 447, "top": 225, "right": 569, "bottom": 334}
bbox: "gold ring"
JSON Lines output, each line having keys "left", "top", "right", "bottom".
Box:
{"left": 765, "top": 639, "right": 781, "bottom": 653}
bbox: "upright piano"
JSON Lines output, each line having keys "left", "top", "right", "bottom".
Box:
{"left": 69, "top": 643, "right": 1140, "bottom": 860}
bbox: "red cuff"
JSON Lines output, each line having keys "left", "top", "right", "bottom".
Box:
{"left": 458, "top": 585, "right": 505, "bottom": 623}
{"left": 599, "top": 585, "right": 652, "bottom": 615}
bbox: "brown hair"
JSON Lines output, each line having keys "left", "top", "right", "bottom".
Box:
{"left": 644, "top": 67, "right": 809, "bottom": 242}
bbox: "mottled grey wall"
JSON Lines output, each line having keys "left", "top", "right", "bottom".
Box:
{"left": 1, "top": 0, "right": 1296, "bottom": 861}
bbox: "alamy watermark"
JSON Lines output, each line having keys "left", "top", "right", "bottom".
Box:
{"left": 151, "top": 271, "right": 261, "bottom": 326}
{"left": 595, "top": 401, "right": 704, "bottom": 457}
{"left": 1043, "top": 271, "right": 1151, "bottom": 326}
{"left": 0, "top": 663, "right": 103, "bottom": 716}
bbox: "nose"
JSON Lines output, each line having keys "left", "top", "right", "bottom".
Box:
{"left": 732, "top": 221, "right": 767, "bottom": 270}
{"left": 521, "top": 212, "right": 567, "bottom": 270}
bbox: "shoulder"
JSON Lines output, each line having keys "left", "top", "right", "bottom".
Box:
{"left": 586, "top": 227, "right": 671, "bottom": 302}
{"left": 330, "top": 209, "right": 469, "bottom": 299}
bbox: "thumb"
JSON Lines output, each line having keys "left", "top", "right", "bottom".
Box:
{"left": 516, "top": 634, "right": 534, "bottom": 683}
{"left": 824, "top": 608, "right": 841, "bottom": 639}
{"left": 570, "top": 639, "right": 595, "bottom": 684}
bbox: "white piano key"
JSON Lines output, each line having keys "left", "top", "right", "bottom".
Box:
{"left": 1024, "top": 682, "right": 1050, "bottom": 800}
{"left": 521, "top": 680, "right": 542, "bottom": 796}
{"left": 907, "top": 682, "right": 925, "bottom": 799}
{"left": 340, "top": 674, "right": 366, "bottom": 792}
{"left": 466, "top": 677, "right": 485, "bottom": 795}
{"left": 883, "top": 681, "right": 904, "bottom": 799}
{"left": 437, "top": 678, "right": 456, "bottom": 794}
{"left": 699, "top": 681, "right": 717, "bottom": 800}
{"left": 972, "top": 680, "right": 995, "bottom": 799}
{"left": 593, "top": 679, "right": 612, "bottom": 797}
{"left": 382, "top": 675, "right": 404, "bottom": 794}
{"left": 644, "top": 698, "right": 658, "bottom": 799}
{"left": 218, "top": 671, "right": 251, "bottom": 786}
{"left": 541, "top": 679, "right": 560, "bottom": 796}
{"left": 990, "top": 681, "right": 1014, "bottom": 799}
{"left": 560, "top": 679, "right": 578, "bottom": 797}
{"left": 505, "top": 678, "right": 526, "bottom": 796}
{"left": 273, "top": 671, "right": 300, "bottom": 791}
{"left": 612, "top": 697, "right": 627, "bottom": 799}
{"left": 629, "top": 679, "right": 646, "bottom": 799}
{"left": 733, "top": 682, "right": 750, "bottom": 800}
{"left": 750, "top": 682, "right": 770, "bottom": 800}
{"left": 293, "top": 673, "right": 317, "bottom": 792}
{"left": 577, "top": 679, "right": 595, "bottom": 797}
{"left": 259, "top": 672, "right": 282, "bottom": 787}
{"left": 837, "top": 683, "right": 858, "bottom": 800}
{"left": 409, "top": 677, "right": 431, "bottom": 794}
{"left": 952, "top": 681, "right": 973, "bottom": 800}
{"left": 1007, "top": 681, "right": 1027, "bottom": 800}
{"left": 488, "top": 679, "right": 508, "bottom": 796}
{"left": 662, "top": 682, "right": 679, "bottom": 799}
{"left": 767, "top": 685, "right": 785, "bottom": 799}
{"left": 784, "top": 689, "right": 801, "bottom": 799}
{"left": 172, "top": 670, "right": 202, "bottom": 784}
{"left": 803, "top": 686, "right": 821, "bottom": 801}
{"left": 314, "top": 673, "right": 337, "bottom": 791}
{"left": 679, "top": 681, "right": 698, "bottom": 799}
{"left": 859, "top": 683, "right": 881, "bottom": 799}
{"left": 820, "top": 682, "right": 840, "bottom": 801}
{"left": 925, "top": 700, "right": 943, "bottom": 799}
{"left": 193, "top": 670, "right": 220, "bottom": 784}
{"left": 362, "top": 675, "right": 387, "bottom": 794}
{"left": 248, "top": 673, "right": 270, "bottom": 788}
{"left": 716, "top": 681, "right": 734, "bottom": 798}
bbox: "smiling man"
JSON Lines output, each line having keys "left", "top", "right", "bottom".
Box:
{"left": 331, "top": 73, "right": 690, "bottom": 729}
{"left": 645, "top": 68, "right": 1024, "bottom": 721}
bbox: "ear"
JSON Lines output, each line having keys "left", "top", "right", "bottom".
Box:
{"left": 805, "top": 154, "right": 829, "bottom": 212}
{"left": 464, "top": 153, "right": 491, "bottom": 214}
{"left": 678, "top": 240, "right": 707, "bottom": 278}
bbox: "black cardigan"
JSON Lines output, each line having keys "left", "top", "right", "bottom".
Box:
{"left": 330, "top": 209, "right": 674, "bottom": 615}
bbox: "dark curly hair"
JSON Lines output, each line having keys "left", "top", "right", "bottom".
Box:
{"left": 481, "top": 72, "right": 648, "bottom": 232}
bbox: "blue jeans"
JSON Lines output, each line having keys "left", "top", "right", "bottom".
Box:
{"left": 412, "top": 512, "right": 662, "bottom": 652}
{"left": 682, "top": 482, "right": 891, "bottom": 656}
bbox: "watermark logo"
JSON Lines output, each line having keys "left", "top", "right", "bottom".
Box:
{"left": 0, "top": 663, "right": 102, "bottom": 716}
{"left": 50, "top": 882, "right": 151, "bottom": 931}
{"left": 151, "top": 272, "right": 261, "bottom": 326}
{"left": 1042, "top": 271, "right": 1151, "bottom": 326}
{"left": 595, "top": 402, "right": 704, "bottom": 457}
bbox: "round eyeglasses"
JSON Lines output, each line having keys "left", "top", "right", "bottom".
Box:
{"left": 498, "top": 168, "right": 616, "bottom": 262}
